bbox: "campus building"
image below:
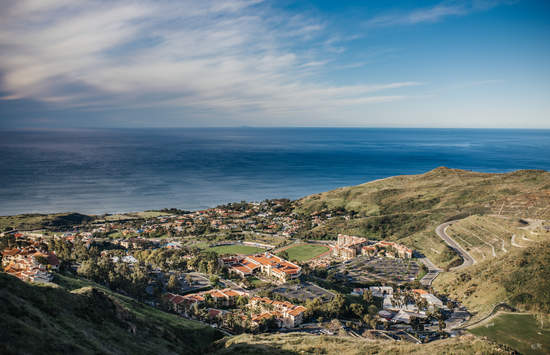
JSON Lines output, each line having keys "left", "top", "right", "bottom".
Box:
{"left": 332, "top": 234, "right": 368, "bottom": 259}
{"left": 245, "top": 252, "right": 302, "bottom": 282}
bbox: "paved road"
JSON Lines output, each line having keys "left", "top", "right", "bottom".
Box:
{"left": 435, "top": 221, "right": 476, "bottom": 270}
{"left": 418, "top": 257, "right": 442, "bottom": 287}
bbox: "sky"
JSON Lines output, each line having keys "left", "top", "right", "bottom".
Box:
{"left": 0, "top": 0, "right": 549, "bottom": 129}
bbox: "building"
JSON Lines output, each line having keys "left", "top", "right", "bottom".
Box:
{"left": 165, "top": 288, "right": 248, "bottom": 314}
{"left": 332, "top": 234, "right": 368, "bottom": 260}
{"left": 245, "top": 252, "right": 301, "bottom": 282}
{"left": 2, "top": 248, "right": 58, "bottom": 283}
{"left": 249, "top": 297, "right": 307, "bottom": 328}
{"left": 222, "top": 256, "right": 261, "bottom": 278}
{"left": 412, "top": 289, "right": 444, "bottom": 309}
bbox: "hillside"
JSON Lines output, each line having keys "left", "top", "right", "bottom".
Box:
{"left": 0, "top": 212, "right": 94, "bottom": 231}
{"left": 294, "top": 167, "right": 550, "bottom": 267}
{"left": 0, "top": 273, "right": 221, "bottom": 355}
{"left": 433, "top": 238, "right": 550, "bottom": 321}
{"left": 211, "top": 332, "right": 513, "bottom": 354}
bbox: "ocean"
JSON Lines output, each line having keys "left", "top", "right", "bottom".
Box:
{"left": 1, "top": 128, "right": 549, "bottom": 216}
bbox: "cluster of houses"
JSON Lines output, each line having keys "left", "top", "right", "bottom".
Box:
{"left": 164, "top": 289, "right": 307, "bottom": 329}
{"left": 332, "top": 234, "right": 413, "bottom": 260}
{"left": 352, "top": 286, "right": 445, "bottom": 325}
{"left": 249, "top": 296, "right": 307, "bottom": 328}
{"left": 222, "top": 252, "right": 302, "bottom": 282}
{"left": 2, "top": 247, "right": 59, "bottom": 283}
{"left": 165, "top": 288, "right": 249, "bottom": 312}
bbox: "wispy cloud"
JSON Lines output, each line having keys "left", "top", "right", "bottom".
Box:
{"left": 0, "top": 0, "right": 422, "bottom": 123}
{"left": 365, "top": 0, "right": 515, "bottom": 27}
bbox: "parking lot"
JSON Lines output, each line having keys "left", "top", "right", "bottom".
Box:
{"left": 179, "top": 272, "right": 211, "bottom": 293}
{"left": 272, "top": 281, "right": 335, "bottom": 302}
{"left": 335, "top": 256, "right": 419, "bottom": 285}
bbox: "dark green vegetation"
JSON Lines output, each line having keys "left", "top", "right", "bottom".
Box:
{"left": 212, "top": 333, "right": 512, "bottom": 354}
{"left": 0, "top": 273, "right": 221, "bottom": 355}
{"left": 469, "top": 313, "right": 550, "bottom": 355}
{"left": 294, "top": 167, "right": 550, "bottom": 268}
{"left": 0, "top": 212, "right": 93, "bottom": 231}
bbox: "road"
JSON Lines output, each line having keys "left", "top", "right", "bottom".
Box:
{"left": 418, "top": 257, "right": 442, "bottom": 287}
{"left": 435, "top": 221, "right": 476, "bottom": 270}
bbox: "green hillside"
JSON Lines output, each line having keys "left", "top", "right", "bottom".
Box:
{"left": 294, "top": 167, "right": 550, "bottom": 267}
{"left": 0, "top": 273, "right": 221, "bottom": 355}
{"left": 434, "top": 239, "right": 550, "bottom": 320}
{"left": 469, "top": 313, "right": 550, "bottom": 355}
{"left": 212, "top": 332, "right": 513, "bottom": 354}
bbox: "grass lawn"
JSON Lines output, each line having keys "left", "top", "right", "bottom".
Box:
{"left": 282, "top": 244, "right": 329, "bottom": 262}
{"left": 469, "top": 313, "right": 550, "bottom": 355}
{"left": 248, "top": 276, "right": 268, "bottom": 288}
{"left": 206, "top": 244, "right": 265, "bottom": 255}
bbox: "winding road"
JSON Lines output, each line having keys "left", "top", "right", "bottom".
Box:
{"left": 435, "top": 221, "right": 476, "bottom": 270}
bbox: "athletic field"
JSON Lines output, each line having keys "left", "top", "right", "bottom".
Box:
{"left": 281, "top": 244, "right": 329, "bottom": 262}
{"left": 206, "top": 244, "right": 265, "bottom": 255}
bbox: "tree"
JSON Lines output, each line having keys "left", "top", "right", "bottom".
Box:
{"left": 278, "top": 250, "right": 289, "bottom": 260}
{"left": 438, "top": 318, "right": 446, "bottom": 332}
{"left": 167, "top": 274, "right": 179, "bottom": 291}
{"left": 350, "top": 303, "right": 364, "bottom": 318}
{"left": 327, "top": 293, "right": 346, "bottom": 317}
{"left": 34, "top": 255, "right": 49, "bottom": 265}
{"left": 367, "top": 304, "right": 378, "bottom": 317}
{"left": 362, "top": 289, "right": 374, "bottom": 304}
{"left": 209, "top": 274, "right": 220, "bottom": 287}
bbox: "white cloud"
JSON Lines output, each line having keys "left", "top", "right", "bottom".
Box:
{"left": 365, "top": 0, "right": 514, "bottom": 27}
{"left": 0, "top": 0, "right": 422, "bottom": 124}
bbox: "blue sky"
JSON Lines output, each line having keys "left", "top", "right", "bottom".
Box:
{"left": 0, "top": 0, "right": 549, "bottom": 128}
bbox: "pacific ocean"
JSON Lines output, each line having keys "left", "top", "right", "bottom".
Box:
{"left": 1, "top": 127, "right": 549, "bottom": 215}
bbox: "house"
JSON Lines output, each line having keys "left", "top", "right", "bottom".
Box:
{"left": 166, "top": 288, "right": 248, "bottom": 314}
{"left": 2, "top": 248, "right": 58, "bottom": 283}
{"left": 285, "top": 305, "right": 307, "bottom": 327}
{"left": 249, "top": 297, "right": 307, "bottom": 328}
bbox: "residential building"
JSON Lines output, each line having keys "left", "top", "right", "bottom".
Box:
{"left": 332, "top": 234, "right": 368, "bottom": 260}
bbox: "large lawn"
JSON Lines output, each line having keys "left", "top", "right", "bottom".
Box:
{"left": 469, "top": 313, "right": 550, "bottom": 355}
{"left": 206, "top": 244, "right": 265, "bottom": 255}
{"left": 282, "top": 244, "right": 329, "bottom": 262}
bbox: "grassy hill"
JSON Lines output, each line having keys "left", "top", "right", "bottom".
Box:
{"left": 0, "top": 273, "right": 222, "bottom": 355}
{"left": 211, "top": 332, "right": 513, "bottom": 354}
{"left": 0, "top": 212, "right": 94, "bottom": 231}
{"left": 433, "top": 238, "right": 550, "bottom": 321}
{"left": 294, "top": 167, "right": 550, "bottom": 268}
{"left": 469, "top": 313, "right": 550, "bottom": 355}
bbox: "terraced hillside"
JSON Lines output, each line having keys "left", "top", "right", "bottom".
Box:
{"left": 0, "top": 273, "right": 221, "bottom": 355}
{"left": 433, "top": 236, "right": 550, "bottom": 321}
{"left": 444, "top": 215, "right": 548, "bottom": 263}
{"left": 294, "top": 167, "right": 550, "bottom": 268}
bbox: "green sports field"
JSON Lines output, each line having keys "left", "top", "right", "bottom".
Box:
{"left": 469, "top": 313, "right": 550, "bottom": 355}
{"left": 206, "top": 244, "right": 265, "bottom": 255}
{"left": 281, "top": 244, "right": 329, "bottom": 262}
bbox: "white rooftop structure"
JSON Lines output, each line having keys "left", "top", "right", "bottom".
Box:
{"left": 369, "top": 286, "right": 393, "bottom": 298}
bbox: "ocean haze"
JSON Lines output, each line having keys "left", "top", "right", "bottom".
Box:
{"left": 1, "top": 128, "right": 549, "bottom": 216}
